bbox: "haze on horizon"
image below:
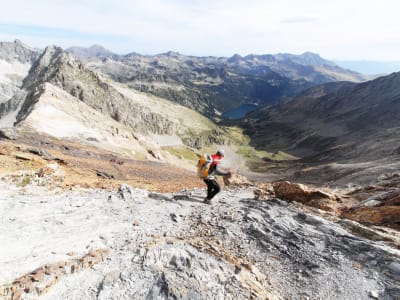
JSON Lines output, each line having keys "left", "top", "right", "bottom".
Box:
{"left": 1, "top": 0, "right": 400, "bottom": 73}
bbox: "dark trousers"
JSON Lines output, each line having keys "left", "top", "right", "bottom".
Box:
{"left": 204, "top": 179, "right": 221, "bottom": 200}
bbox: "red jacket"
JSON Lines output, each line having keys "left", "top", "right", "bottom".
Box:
{"left": 207, "top": 154, "right": 229, "bottom": 178}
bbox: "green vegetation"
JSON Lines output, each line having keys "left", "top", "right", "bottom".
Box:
{"left": 121, "top": 148, "right": 147, "bottom": 160}
{"left": 19, "top": 176, "right": 32, "bottom": 187}
{"left": 223, "top": 125, "right": 297, "bottom": 172}
{"left": 23, "top": 160, "right": 33, "bottom": 168}
{"left": 247, "top": 159, "right": 291, "bottom": 172}
{"left": 162, "top": 146, "right": 199, "bottom": 161}
{"left": 223, "top": 126, "right": 250, "bottom": 145}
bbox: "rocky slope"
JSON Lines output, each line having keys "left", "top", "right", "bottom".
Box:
{"left": 238, "top": 72, "right": 400, "bottom": 186}
{"left": 68, "top": 46, "right": 368, "bottom": 118}
{"left": 0, "top": 40, "right": 40, "bottom": 119}
{"left": 0, "top": 44, "right": 240, "bottom": 165}
{"left": 1, "top": 131, "right": 399, "bottom": 300}
{"left": 0, "top": 180, "right": 399, "bottom": 299}
{"left": 20, "top": 45, "right": 177, "bottom": 136}
{"left": 0, "top": 40, "right": 39, "bottom": 98}
{"left": 242, "top": 72, "right": 400, "bottom": 155}
{"left": 0, "top": 40, "right": 39, "bottom": 65}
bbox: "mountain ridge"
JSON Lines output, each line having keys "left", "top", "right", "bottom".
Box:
{"left": 0, "top": 40, "right": 40, "bottom": 104}
{"left": 241, "top": 71, "right": 400, "bottom": 155}
{"left": 1, "top": 39, "right": 397, "bottom": 184}
{"left": 1, "top": 43, "right": 244, "bottom": 169}
{"left": 237, "top": 72, "right": 400, "bottom": 185}
{"left": 67, "top": 44, "right": 368, "bottom": 118}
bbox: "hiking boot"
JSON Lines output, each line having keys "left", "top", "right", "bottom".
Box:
{"left": 203, "top": 198, "right": 211, "bottom": 204}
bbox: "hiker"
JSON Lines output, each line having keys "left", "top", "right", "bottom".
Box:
{"left": 201, "top": 149, "right": 233, "bottom": 204}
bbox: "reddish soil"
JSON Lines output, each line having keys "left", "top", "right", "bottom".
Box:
{"left": 0, "top": 136, "right": 204, "bottom": 193}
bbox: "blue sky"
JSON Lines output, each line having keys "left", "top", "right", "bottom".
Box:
{"left": 1, "top": 0, "right": 400, "bottom": 61}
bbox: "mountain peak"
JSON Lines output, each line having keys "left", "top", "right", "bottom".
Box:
{"left": 228, "top": 53, "right": 243, "bottom": 63}
{"left": 66, "top": 44, "right": 115, "bottom": 59}
{"left": 88, "top": 44, "right": 108, "bottom": 50}
{"left": 298, "top": 51, "right": 334, "bottom": 66}
{"left": 14, "top": 39, "right": 30, "bottom": 48}
{"left": 43, "top": 44, "right": 63, "bottom": 55}
{"left": 39, "top": 45, "right": 68, "bottom": 66}
{"left": 159, "top": 51, "right": 181, "bottom": 57}
{"left": 23, "top": 45, "right": 80, "bottom": 90}
{"left": 300, "top": 51, "right": 321, "bottom": 57}
{"left": 0, "top": 39, "right": 40, "bottom": 64}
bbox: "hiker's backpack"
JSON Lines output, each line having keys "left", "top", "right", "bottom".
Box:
{"left": 197, "top": 153, "right": 213, "bottom": 179}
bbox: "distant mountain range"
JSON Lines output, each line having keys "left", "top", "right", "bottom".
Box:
{"left": 67, "top": 45, "right": 368, "bottom": 118}
{"left": 1, "top": 39, "right": 399, "bottom": 184}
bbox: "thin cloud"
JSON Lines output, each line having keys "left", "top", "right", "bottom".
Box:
{"left": 0, "top": 0, "right": 400, "bottom": 60}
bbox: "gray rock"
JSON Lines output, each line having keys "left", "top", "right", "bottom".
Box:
{"left": 0, "top": 40, "right": 40, "bottom": 64}
{"left": 388, "top": 262, "right": 400, "bottom": 274}
{"left": 118, "top": 183, "right": 134, "bottom": 200}
{"left": 148, "top": 192, "right": 171, "bottom": 201}
{"left": 102, "top": 271, "right": 121, "bottom": 286}
{"left": 2, "top": 185, "right": 400, "bottom": 300}
{"left": 172, "top": 194, "right": 189, "bottom": 200}
{"left": 170, "top": 213, "right": 180, "bottom": 223}
{"left": 28, "top": 147, "right": 54, "bottom": 160}
{"left": 368, "top": 290, "right": 380, "bottom": 299}
{"left": 358, "top": 199, "right": 382, "bottom": 207}
{"left": 0, "top": 128, "right": 17, "bottom": 140}
{"left": 96, "top": 171, "right": 114, "bottom": 180}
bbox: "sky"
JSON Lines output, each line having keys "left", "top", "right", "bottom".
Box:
{"left": 1, "top": 0, "right": 400, "bottom": 62}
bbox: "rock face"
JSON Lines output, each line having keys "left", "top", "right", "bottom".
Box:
{"left": 20, "top": 46, "right": 176, "bottom": 136}
{"left": 0, "top": 183, "right": 399, "bottom": 300}
{"left": 13, "top": 82, "right": 157, "bottom": 157}
{"left": 0, "top": 45, "right": 230, "bottom": 150}
{"left": 0, "top": 40, "right": 40, "bottom": 64}
{"left": 0, "top": 40, "right": 39, "bottom": 105}
{"left": 0, "top": 90, "right": 27, "bottom": 121}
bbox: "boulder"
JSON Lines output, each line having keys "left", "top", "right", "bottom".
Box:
{"left": 265, "top": 181, "right": 344, "bottom": 212}
{"left": 223, "top": 174, "right": 252, "bottom": 188}
{"left": 273, "top": 181, "right": 337, "bottom": 204}
{"left": 342, "top": 206, "right": 400, "bottom": 229}
{"left": 253, "top": 183, "right": 275, "bottom": 200}
{"left": 0, "top": 128, "right": 17, "bottom": 140}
